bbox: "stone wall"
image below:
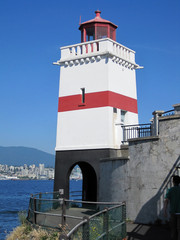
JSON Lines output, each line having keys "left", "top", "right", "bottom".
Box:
{"left": 99, "top": 111, "right": 180, "bottom": 224}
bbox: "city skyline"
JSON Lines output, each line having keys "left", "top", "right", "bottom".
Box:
{"left": 0, "top": 0, "right": 179, "bottom": 154}
{"left": 0, "top": 163, "right": 54, "bottom": 180}
{"left": 0, "top": 163, "right": 82, "bottom": 180}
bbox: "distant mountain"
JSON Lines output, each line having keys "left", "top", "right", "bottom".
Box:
{"left": 0, "top": 146, "right": 55, "bottom": 167}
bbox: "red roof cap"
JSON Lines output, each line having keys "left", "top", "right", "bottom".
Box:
{"left": 79, "top": 10, "right": 118, "bottom": 29}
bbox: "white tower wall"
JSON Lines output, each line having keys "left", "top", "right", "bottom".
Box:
{"left": 55, "top": 39, "right": 140, "bottom": 151}
{"left": 59, "top": 57, "right": 109, "bottom": 96}
{"left": 108, "top": 59, "right": 137, "bottom": 99}
{"left": 56, "top": 107, "right": 114, "bottom": 150}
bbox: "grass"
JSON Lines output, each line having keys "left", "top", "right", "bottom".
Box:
{"left": 6, "top": 223, "right": 61, "bottom": 240}
{"left": 6, "top": 211, "right": 63, "bottom": 240}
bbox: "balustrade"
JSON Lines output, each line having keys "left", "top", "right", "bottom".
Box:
{"left": 60, "top": 38, "right": 135, "bottom": 64}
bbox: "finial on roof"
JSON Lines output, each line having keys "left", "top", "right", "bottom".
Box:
{"left": 95, "top": 10, "right": 101, "bottom": 18}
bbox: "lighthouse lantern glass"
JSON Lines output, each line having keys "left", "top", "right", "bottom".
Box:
{"left": 96, "top": 26, "right": 108, "bottom": 39}
{"left": 86, "top": 27, "right": 95, "bottom": 41}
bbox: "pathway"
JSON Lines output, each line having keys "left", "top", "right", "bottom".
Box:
{"left": 127, "top": 222, "right": 171, "bottom": 240}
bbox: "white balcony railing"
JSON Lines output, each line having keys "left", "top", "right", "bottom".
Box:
{"left": 59, "top": 38, "right": 136, "bottom": 64}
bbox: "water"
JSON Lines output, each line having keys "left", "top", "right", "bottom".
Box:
{"left": 70, "top": 179, "right": 82, "bottom": 200}
{"left": 0, "top": 180, "right": 82, "bottom": 240}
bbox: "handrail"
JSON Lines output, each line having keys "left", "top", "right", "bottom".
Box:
{"left": 121, "top": 123, "right": 152, "bottom": 142}
{"left": 32, "top": 191, "right": 60, "bottom": 197}
{"left": 162, "top": 109, "right": 174, "bottom": 116}
{"left": 121, "top": 107, "right": 176, "bottom": 143}
{"left": 67, "top": 218, "right": 88, "bottom": 237}
{"left": 30, "top": 193, "right": 122, "bottom": 205}
{"left": 66, "top": 202, "right": 126, "bottom": 240}
{"left": 27, "top": 192, "right": 126, "bottom": 239}
{"left": 27, "top": 193, "right": 125, "bottom": 220}
{"left": 120, "top": 123, "right": 151, "bottom": 127}
{"left": 65, "top": 199, "right": 123, "bottom": 205}
{"left": 30, "top": 198, "right": 61, "bottom": 201}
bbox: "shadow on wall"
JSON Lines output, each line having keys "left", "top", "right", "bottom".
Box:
{"left": 135, "top": 155, "right": 180, "bottom": 224}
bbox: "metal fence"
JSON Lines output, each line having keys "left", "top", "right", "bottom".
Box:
{"left": 121, "top": 109, "right": 175, "bottom": 143}
{"left": 62, "top": 203, "right": 126, "bottom": 240}
{"left": 122, "top": 123, "right": 152, "bottom": 142}
{"left": 27, "top": 192, "right": 126, "bottom": 240}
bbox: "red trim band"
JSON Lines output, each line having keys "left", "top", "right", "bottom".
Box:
{"left": 58, "top": 91, "right": 138, "bottom": 114}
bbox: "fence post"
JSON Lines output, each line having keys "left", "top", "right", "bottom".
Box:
{"left": 33, "top": 198, "right": 36, "bottom": 224}
{"left": 103, "top": 208, "right": 109, "bottom": 240}
{"left": 122, "top": 202, "right": 127, "bottom": 239}
{"left": 83, "top": 216, "right": 89, "bottom": 240}
{"left": 173, "top": 103, "right": 180, "bottom": 115}
{"left": 122, "top": 125, "right": 127, "bottom": 143}
{"left": 62, "top": 198, "right": 66, "bottom": 226}
{"left": 27, "top": 195, "right": 32, "bottom": 221}
{"left": 38, "top": 193, "right": 42, "bottom": 211}
{"left": 152, "top": 110, "right": 164, "bottom": 136}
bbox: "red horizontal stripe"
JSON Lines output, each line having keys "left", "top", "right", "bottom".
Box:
{"left": 58, "top": 91, "right": 138, "bottom": 113}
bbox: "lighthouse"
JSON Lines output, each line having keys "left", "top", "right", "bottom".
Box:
{"left": 54, "top": 11, "right": 141, "bottom": 201}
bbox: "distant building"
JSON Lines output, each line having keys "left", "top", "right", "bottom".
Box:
{"left": 39, "top": 164, "right": 45, "bottom": 176}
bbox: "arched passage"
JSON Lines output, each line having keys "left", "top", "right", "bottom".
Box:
{"left": 68, "top": 162, "right": 97, "bottom": 202}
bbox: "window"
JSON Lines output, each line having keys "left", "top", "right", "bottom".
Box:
{"left": 121, "top": 110, "right": 126, "bottom": 123}
{"left": 113, "top": 107, "right": 117, "bottom": 113}
{"left": 81, "top": 88, "right": 85, "bottom": 104}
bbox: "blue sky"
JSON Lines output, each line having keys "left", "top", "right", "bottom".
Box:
{"left": 0, "top": 0, "right": 179, "bottom": 154}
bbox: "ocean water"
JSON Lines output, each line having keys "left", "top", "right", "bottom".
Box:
{"left": 0, "top": 180, "right": 82, "bottom": 240}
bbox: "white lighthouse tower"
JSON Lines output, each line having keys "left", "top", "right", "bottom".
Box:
{"left": 54, "top": 11, "right": 141, "bottom": 201}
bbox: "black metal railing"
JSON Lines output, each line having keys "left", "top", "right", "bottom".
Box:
{"left": 122, "top": 123, "right": 152, "bottom": 142}
{"left": 27, "top": 191, "right": 126, "bottom": 239}
{"left": 162, "top": 109, "right": 174, "bottom": 117}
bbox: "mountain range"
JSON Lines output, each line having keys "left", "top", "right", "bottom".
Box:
{"left": 0, "top": 146, "right": 55, "bottom": 167}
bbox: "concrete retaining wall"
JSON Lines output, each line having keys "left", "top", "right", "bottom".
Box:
{"left": 99, "top": 114, "right": 180, "bottom": 224}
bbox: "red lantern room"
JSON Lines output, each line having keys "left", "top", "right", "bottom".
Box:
{"left": 79, "top": 10, "right": 118, "bottom": 42}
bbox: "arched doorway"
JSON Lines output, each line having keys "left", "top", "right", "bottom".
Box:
{"left": 69, "top": 162, "right": 97, "bottom": 202}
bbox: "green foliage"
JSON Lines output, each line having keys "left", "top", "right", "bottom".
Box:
{"left": 18, "top": 210, "right": 27, "bottom": 224}
{"left": 90, "top": 215, "right": 103, "bottom": 239}
{"left": 49, "top": 232, "right": 59, "bottom": 240}
{"left": 40, "top": 236, "right": 48, "bottom": 240}
{"left": 23, "top": 223, "right": 32, "bottom": 235}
